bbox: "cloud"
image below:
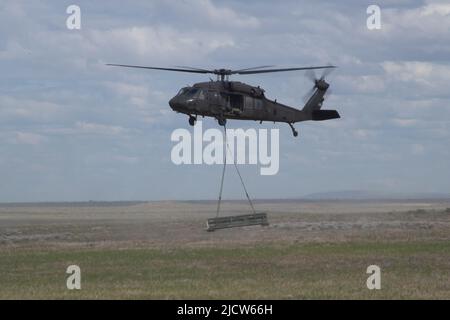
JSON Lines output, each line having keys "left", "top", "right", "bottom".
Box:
{"left": 382, "top": 61, "right": 434, "bottom": 82}
{"left": 0, "top": 95, "right": 63, "bottom": 122}
{"left": 338, "top": 75, "right": 386, "bottom": 94}
{"left": 381, "top": 61, "right": 450, "bottom": 97}
{"left": 411, "top": 143, "right": 425, "bottom": 155}
{"left": 368, "top": 2, "right": 450, "bottom": 61}
{"left": 353, "top": 129, "right": 374, "bottom": 140}
{"left": 113, "top": 155, "right": 140, "bottom": 164}
{"left": 0, "top": 40, "right": 30, "bottom": 60}
{"left": 74, "top": 121, "right": 129, "bottom": 135}
{"left": 391, "top": 118, "right": 418, "bottom": 127}
{"left": 14, "top": 132, "right": 46, "bottom": 145}
{"left": 90, "top": 26, "right": 235, "bottom": 64}
{"left": 164, "top": 0, "right": 260, "bottom": 29}
{"left": 103, "top": 81, "right": 173, "bottom": 124}
{"left": 422, "top": 2, "right": 450, "bottom": 16}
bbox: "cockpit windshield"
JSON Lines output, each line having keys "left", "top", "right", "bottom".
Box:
{"left": 177, "top": 88, "right": 205, "bottom": 100}
{"left": 185, "top": 88, "right": 199, "bottom": 97}
{"left": 177, "top": 88, "right": 190, "bottom": 96}
{"left": 177, "top": 88, "right": 198, "bottom": 95}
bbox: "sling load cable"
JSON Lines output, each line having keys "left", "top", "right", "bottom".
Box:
{"left": 215, "top": 123, "right": 256, "bottom": 218}
{"left": 215, "top": 124, "right": 227, "bottom": 217}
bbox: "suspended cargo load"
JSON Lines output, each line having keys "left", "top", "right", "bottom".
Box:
{"left": 206, "top": 213, "right": 269, "bottom": 232}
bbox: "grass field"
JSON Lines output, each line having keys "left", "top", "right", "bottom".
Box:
{"left": 1, "top": 241, "right": 449, "bottom": 299}
{"left": 0, "top": 200, "right": 449, "bottom": 299}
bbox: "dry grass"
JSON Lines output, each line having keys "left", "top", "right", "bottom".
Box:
{"left": 0, "top": 200, "right": 450, "bottom": 299}
{"left": 0, "top": 241, "right": 449, "bottom": 299}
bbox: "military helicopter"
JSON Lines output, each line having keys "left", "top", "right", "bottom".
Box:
{"left": 106, "top": 64, "right": 340, "bottom": 137}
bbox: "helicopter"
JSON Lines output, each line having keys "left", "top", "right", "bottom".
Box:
{"left": 106, "top": 64, "right": 340, "bottom": 137}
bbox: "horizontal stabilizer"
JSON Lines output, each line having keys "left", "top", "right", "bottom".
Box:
{"left": 311, "top": 109, "right": 340, "bottom": 121}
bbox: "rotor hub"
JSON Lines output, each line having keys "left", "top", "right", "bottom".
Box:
{"left": 214, "top": 69, "right": 232, "bottom": 76}
{"left": 315, "top": 79, "right": 329, "bottom": 90}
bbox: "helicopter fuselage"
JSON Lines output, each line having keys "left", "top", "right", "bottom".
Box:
{"left": 169, "top": 81, "right": 312, "bottom": 125}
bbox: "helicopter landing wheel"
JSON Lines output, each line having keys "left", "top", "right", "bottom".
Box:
{"left": 293, "top": 130, "right": 298, "bottom": 137}
{"left": 189, "top": 116, "right": 196, "bottom": 126}
{"left": 218, "top": 117, "right": 227, "bottom": 126}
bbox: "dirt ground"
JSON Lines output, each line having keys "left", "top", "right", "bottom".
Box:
{"left": 1, "top": 199, "right": 450, "bottom": 249}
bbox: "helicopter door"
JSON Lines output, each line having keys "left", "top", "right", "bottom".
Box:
{"left": 208, "top": 91, "right": 223, "bottom": 113}
{"left": 229, "top": 94, "right": 243, "bottom": 114}
{"left": 254, "top": 98, "right": 267, "bottom": 118}
{"left": 244, "top": 96, "right": 254, "bottom": 111}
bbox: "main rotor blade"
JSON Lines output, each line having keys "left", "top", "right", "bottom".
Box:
{"left": 235, "top": 65, "right": 336, "bottom": 75}
{"left": 106, "top": 64, "right": 211, "bottom": 74}
{"left": 233, "top": 65, "right": 275, "bottom": 72}
{"left": 173, "top": 66, "right": 212, "bottom": 72}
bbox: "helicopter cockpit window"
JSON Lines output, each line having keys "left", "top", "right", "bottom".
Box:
{"left": 177, "top": 88, "right": 189, "bottom": 96}
{"left": 185, "top": 88, "right": 199, "bottom": 97}
{"left": 197, "top": 90, "right": 205, "bottom": 100}
{"left": 182, "top": 88, "right": 206, "bottom": 100}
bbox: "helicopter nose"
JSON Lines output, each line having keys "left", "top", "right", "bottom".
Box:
{"left": 169, "top": 97, "right": 182, "bottom": 110}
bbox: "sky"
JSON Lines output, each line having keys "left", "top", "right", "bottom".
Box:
{"left": 1, "top": 0, "right": 450, "bottom": 202}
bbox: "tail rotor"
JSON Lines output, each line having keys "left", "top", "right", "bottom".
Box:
{"left": 303, "top": 66, "right": 335, "bottom": 103}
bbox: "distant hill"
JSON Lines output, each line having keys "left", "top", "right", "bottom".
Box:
{"left": 302, "top": 190, "right": 450, "bottom": 200}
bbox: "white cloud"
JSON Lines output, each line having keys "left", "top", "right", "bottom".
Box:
{"left": 113, "top": 155, "right": 140, "bottom": 164}
{"left": 381, "top": 61, "right": 450, "bottom": 97}
{"left": 382, "top": 61, "right": 434, "bottom": 82}
{"left": 108, "top": 82, "right": 150, "bottom": 98}
{"left": 14, "top": 132, "right": 46, "bottom": 145}
{"left": 391, "top": 118, "right": 417, "bottom": 127}
{"left": 90, "top": 26, "right": 235, "bottom": 64}
{"left": 411, "top": 143, "right": 425, "bottom": 155}
{"left": 0, "top": 40, "right": 30, "bottom": 59}
{"left": 353, "top": 129, "right": 373, "bottom": 140}
{"left": 103, "top": 81, "right": 171, "bottom": 124}
{"left": 422, "top": 3, "right": 450, "bottom": 16}
{"left": 167, "top": 0, "right": 260, "bottom": 29}
{"left": 338, "top": 75, "right": 386, "bottom": 94}
{"left": 383, "top": 3, "right": 450, "bottom": 36}
{"left": 0, "top": 96, "right": 63, "bottom": 121}
{"left": 75, "top": 122, "right": 128, "bottom": 135}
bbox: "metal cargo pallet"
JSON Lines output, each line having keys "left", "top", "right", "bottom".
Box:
{"left": 206, "top": 212, "right": 269, "bottom": 232}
